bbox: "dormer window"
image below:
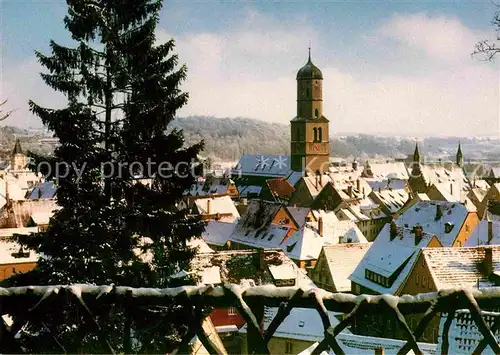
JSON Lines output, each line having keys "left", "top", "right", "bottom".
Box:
{"left": 298, "top": 321, "right": 305, "bottom": 327}
{"left": 445, "top": 222, "right": 454, "bottom": 233}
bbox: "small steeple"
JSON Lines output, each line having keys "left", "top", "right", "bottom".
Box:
{"left": 12, "top": 138, "right": 22, "bottom": 156}
{"left": 308, "top": 43, "right": 311, "bottom": 62}
{"left": 456, "top": 141, "right": 464, "bottom": 167}
{"left": 413, "top": 141, "right": 420, "bottom": 163}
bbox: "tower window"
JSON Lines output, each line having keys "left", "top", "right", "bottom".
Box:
{"left": 306, "top": 88, "right": 309, "bottom": 97}
{"left": 313, "top": 128, "right": 317, "bottom": 142}
{"left": 318, "top": 127, "right": 322, "bottom": 142}
{"left": 314, "top": 109, "right": 319, "bottom": 119}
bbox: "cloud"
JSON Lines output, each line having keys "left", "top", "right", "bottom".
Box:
{"left": 1, "top": 9, "right": 498, "bottom": 138}
{"left": 0, "top": 58, "right": 66, "bottom": 128}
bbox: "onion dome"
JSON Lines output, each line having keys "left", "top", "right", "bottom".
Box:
{"left": 296, "top": 48, "right": 323, "bottom": 80}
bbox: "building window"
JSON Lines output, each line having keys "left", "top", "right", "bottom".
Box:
{"left": 285, "top": 341, "right": 293, "bottom": 354}
{"left": 465, "top": 224, "right": 470, "bottom": 232}
{"left": 318, "top": 127, "right": 322, "bottom": 142}
{"left": 314, "top": 108, "right": 319, "bottom": 119}
{"left": 228, "top": 307, "right": 237, "bottom": 316}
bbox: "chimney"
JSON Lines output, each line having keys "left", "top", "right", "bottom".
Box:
{"left": 488, "top": 220, "right": 494, "bottom": 243}
{"left": 315, "top": 175, "right": 319, "bottom": 189}
{"left": 390, "top": 221, "right": 398, "bottom": 241}
{"left": 435, "top": 204, "right": 443, "bottom": 220}
{"left": 207, "top": 199, "right": 211, "bottom": 215}
{"left": 375, "top": 347, "right": 384, "bottom": 355}
{"left": 450, "top": 183, "right": 453, "bottom": 196}
{"left": 484, "top": 247, "right": 493, "bottom": 276}
{"left": 347, "top": 185, "right": 353, "bottom": 197}
{"left": 356, "top": 179, "right": 360, "bottom": 192}
{"left": 352, "top": 160, "right": 358, "bottom": 171}
{"left": 5, "top": 181, "right": 9, "bottom": 203}
{"left": 318, "top": 217, "right": 323, "bottom": 237}
{"left": 414, "top": 225, "right": 423, "bottom": 245}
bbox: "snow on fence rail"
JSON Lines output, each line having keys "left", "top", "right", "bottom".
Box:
{"left": 2, "top": 284, "right": 500, "bottom": 354}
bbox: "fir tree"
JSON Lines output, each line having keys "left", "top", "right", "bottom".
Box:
{"left": 4, "top": 0, "right": 205, "bottom": 352}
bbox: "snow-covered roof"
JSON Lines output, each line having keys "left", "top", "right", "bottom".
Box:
{"left": 422, "top": 246, "right": 500, "bottom": 289}
{"left": 29, "top": 212, "right": 52, "bottom": 225}
{"left": 0, "top": 177, "right": 26, "bottom": 203}
{"left": 268, "top": 263, "right": 297, "bottom": 280}
{"left": 342, "top": 196, "right": 388, "bottom": 222}
{"left": 187, "top": 237, "right": 215, "bottom": 253}
{"left": 232, "top": 154, "right": 292, "bottom": 177}
{"left": 489, "top": 167, "right": 500, "bottom": 179}
{"left": 349, "top": 223, "right": 438, "bottom": 294}
{"left": 239, "top": 306, "right": 346, "bottom": 342}
{"left": 309, "top": 210, "right": 367, "bottom": 243}
{"left": 419, "top": 164, "right": 470, "bottom": 189}
{"left": 0, "top": 227, "right": 39, "bottom": 237}
{"left": 428, "top": 182, "right": 475, "bottom": 211}
{"left": 468, "top": 187, "right": 488, "bottom": 205}
{"left": 186, "top": 176, "right": 235, "bottom": 197}
{"left": 365, "top": 162, "right": 409, "bottom": 180}
{"left": 464, "top": 220, "right": 500, "bottom": 247}
{"left": 395, "top": 200, "right": 472, "bottom": 247}
{"left": 318, "top": 243, "right": 372, "bottom": 292}
{"left": 300, "top": 334, "right": 436, "bottom": 355}
{"left": 194, "top": 196, "right": 240, "bottom": 220}
{"left": 202, "top": 220, "right": 237, "bottom": 247}
{"left": 0, "top": 240, "right": 38, "bottom": 264}
{"left": 287, "top": 206, "right": 311, "bottom": 227}
{"left": 371, "top": 189, "right": 409, "bottom": 214}
{"left": 201, "top": 266, "right": 221, "bottom": 284}
{"left": 27, "top": 181, "right": 57, "bottom": 199}
{"left": 472, "top": 179, "right": 490, "bottom": 190}
{"left": 365, "top": 178, "right": 407, "bottom": 191}
{"left": 436, "top": 309, "right": 500, "bottom": 354}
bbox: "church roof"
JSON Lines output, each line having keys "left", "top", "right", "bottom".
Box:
{"left": 296, "top": 50, "right": 323, "bottom": 80}
{"left": 11, "top": 139, "right": 22, "bottom": 156}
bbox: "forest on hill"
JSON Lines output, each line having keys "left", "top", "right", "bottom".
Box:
{"left": 173, "top": 116, "right": 499, "bottom": 162}
{"left": 0, "top": 116, "right": 498, "bottom": 163}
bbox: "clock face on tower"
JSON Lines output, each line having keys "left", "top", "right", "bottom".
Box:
{"left": 313, "top": 143, "right": 321, "bottom": 152}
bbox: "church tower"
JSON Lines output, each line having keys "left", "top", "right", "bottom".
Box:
{"left": 10, "top": 139, "right": 27, "bottom": 171}
{"left": 290, "top": 49, "right": 330, "bottom": 174}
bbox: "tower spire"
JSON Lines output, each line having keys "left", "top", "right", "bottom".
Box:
{"left": 456, "top": 140, "right": 464, "bottom": 167}
{"left": 308, "top": 42, "right": 311, "bottom": 62}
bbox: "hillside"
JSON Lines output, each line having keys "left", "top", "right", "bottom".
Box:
{"left": 174, "top": 116, "right": 500, "bottom": 162}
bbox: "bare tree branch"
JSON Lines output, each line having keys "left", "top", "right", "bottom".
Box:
{"left": 0, "top": 99, "right": 16, "bottom": 121}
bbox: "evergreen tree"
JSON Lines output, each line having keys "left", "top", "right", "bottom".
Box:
{"left": 4, "top": 0, "right": 205, "bottom": 352}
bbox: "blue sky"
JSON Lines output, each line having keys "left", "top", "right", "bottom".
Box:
{"left": 1, "top": 0, "right": 499, "bottom": 136}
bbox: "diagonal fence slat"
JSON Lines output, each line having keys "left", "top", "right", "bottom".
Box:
{"left": 263, "top": 288, "right": 304, "bottom": 344}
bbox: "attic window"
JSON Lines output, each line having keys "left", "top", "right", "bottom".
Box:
{"left": 286, "top": 242, "right": 297, "bottom": 253}
{"left": 298, "top": 321, "right": 305, "bottom": 327}
{"left": 444, "top": 222, "right": 454, "bottom": 234}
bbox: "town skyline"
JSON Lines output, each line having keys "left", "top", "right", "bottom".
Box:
{"left": 1, "top": 1, "right": 500, "bottom": 136}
